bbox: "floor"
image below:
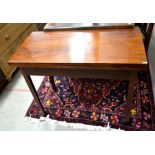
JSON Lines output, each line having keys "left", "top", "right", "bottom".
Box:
{"left": 0, "top": 71, "right": 78, "bottom": 130}
{"left": 0, "top": 70, "right": 118, "bottom": 131}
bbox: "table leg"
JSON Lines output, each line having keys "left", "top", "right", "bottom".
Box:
{"left": 21, "top": 69, "right": 47, "bottom": 116}
{"left": 125, "top": 73, "right": 138, "bottom": 121}
{"left": 49, "top": 76, "right": 57, "bottom": 92}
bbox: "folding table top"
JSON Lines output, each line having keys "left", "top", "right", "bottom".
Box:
{"left": 9, "top": 27, "right": 147, "bottom": 69}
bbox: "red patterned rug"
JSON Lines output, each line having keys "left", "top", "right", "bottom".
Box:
{"left": 26, "top": 72, "right": 154, "bottom": 131}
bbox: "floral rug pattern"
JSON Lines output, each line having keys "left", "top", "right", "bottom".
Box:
{"left": 26, "top": 72, "right": 153, "bottom": 131}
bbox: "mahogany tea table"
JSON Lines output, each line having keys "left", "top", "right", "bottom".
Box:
{"left": 8, "top": 27, "right": 147, "bottom": 121}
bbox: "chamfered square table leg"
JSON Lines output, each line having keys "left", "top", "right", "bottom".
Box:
{"left": 21, "top": 69, "right": 47, "bottom": 116}
{"left": 125, "top": 72, "right": 138, "bottom": 121}
{"left": 49, "top": 76, "right": 57, "bottom": 92}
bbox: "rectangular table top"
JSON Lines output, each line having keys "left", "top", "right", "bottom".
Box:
{"left": 9, "top": 27, "right": 147, "bottom": 69}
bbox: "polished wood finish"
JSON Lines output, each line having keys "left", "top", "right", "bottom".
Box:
{"left": 0, "top": 24, "right": 31, "bottom": 54}
{"left": 0, "top": 23, "right": 38, "bottom": 80}
{"left": 21, "top": 69, "right": 47, "bottom": 116}
{"left": 9, "top": 27, "right": 147, "bottom": 69}
{"left": 9, "top": 27, "right": 147, "bottom": 119}
{"left": 21, "top": 67, "right": 137, "bottom": 80}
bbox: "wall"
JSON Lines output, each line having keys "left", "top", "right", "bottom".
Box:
{"left": 148, "top": 25, "right": 155, "bottom": 99}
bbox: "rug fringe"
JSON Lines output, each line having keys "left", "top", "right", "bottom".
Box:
{"left": 24, "top": 115, "right": 123, "bottom": 131}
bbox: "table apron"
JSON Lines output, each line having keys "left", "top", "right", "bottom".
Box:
{"left": 20, "top": 67, "right": 141, "bottom": 80}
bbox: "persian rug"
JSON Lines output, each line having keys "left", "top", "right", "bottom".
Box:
{"left": 24, "top": 116, "right": 120, "bottom": 131}
{"left": 26, "top": 71, "right": 154, "bottom": 131}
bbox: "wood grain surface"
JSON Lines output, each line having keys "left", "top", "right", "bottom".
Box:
{"left": 9, "top": 27, "right": 147, "bottom": 69}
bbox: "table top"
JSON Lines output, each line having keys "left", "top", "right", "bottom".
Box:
{"left": 9, "top": 27, "right": 147, "bottom": 69}
{"left": 44, "top": 23, "right": 134, "bottom": 31}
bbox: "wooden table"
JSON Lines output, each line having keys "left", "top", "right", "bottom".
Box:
{"left": 8, "top": 27, "right": 147, "bottom": 120}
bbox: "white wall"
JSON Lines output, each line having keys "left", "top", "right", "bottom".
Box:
{"left": 148, "top": 25, "right": 155, "bottom": 99}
